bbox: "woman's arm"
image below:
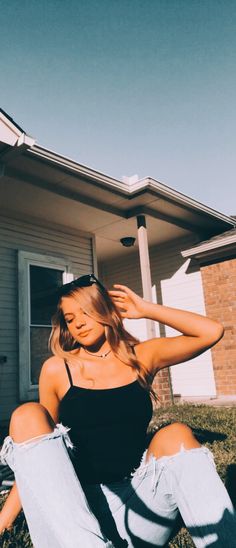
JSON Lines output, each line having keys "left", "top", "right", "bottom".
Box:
{"left": 0, "top": 482, "right": 22, "bottom": 534}
{"left": 110, "top": 284, "right": 224, "bottom": 372}
{"left": 39, "top": 357, "right": 61, "bottom": 423}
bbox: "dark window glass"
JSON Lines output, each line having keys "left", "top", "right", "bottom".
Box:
{"left": 30, "top": 265, "right": 63, "bottom": 384}
{"left": 30, "top": 265, "right": 63, "bottom": 325}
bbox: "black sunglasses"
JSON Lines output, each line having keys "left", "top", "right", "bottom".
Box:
{"left": 58, "top": 273, "right": 104, "bottom": 298}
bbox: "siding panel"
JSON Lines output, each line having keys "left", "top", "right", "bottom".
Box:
{"left": 0, "top": 214, "right": 94, "bottom": 421}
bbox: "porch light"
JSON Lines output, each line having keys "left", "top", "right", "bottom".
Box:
{"left": 120, "top": 237, "right": 136, "bottom": 247}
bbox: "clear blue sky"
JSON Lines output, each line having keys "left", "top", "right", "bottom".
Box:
{"left": 1, "top": 0, "right": 235, "bottom": 215}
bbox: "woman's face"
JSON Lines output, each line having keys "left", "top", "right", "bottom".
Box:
{"left": 61, "top": 295, "right": 106, "bottom": 347}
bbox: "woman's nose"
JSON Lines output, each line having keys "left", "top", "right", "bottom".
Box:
{"left": 74, "top": 315, "right": 86, "bottom": 328}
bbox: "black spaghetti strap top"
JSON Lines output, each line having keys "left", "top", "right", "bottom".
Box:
{"left": 64, "top": 359, "right": 73, "bottom": 387}
{"left": 59, "top": 360, "right": 153, "bottom": 485}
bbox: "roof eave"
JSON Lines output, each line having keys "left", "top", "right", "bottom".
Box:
{"left": 142, "top": 177, "right": 235, "bottom": 227}
{"left": 182, "top": 235, "right": 236, "bottom": 260}
{"left": 26, "top": 147, "right": 235, "bottom": 229}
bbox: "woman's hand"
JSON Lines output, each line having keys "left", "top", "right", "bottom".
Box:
{"left": 109, "top": 285, "right": 147, "bottom": 319}
{"left": 0, "top": 514, "right": 6, "bottom": 535}
{"left": 0, "top": 512, "right": 12, "bottom": 535}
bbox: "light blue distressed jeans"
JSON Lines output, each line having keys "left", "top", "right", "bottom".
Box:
{"left": 1, "top": 423, "right": 236, "bottom": 548}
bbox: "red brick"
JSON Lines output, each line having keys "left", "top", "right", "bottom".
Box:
{"left": 201, "top": 258, "right": 236, "bottom": 396}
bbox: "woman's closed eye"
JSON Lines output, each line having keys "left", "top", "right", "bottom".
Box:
{"left": 65, "top": 311, "right": 88, "bottom": 325}
{"left": 65, "top": 318, "right": 73, "bottom": 324}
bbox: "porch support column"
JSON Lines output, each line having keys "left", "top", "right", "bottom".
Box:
{"left": 136, "top": 215, "right": 156, "bottom": 338}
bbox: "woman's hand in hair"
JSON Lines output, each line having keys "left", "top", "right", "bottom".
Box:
{"left": 109, "top": 285, "right": 146, "bottom": 319}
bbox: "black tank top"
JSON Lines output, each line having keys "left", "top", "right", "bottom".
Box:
{"left": 59, "top": 361, "right": 153, "bottom": 485}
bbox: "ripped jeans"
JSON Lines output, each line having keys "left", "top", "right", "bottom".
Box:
{"left": 1, "top": 424, "right": 236, "bottom": 548}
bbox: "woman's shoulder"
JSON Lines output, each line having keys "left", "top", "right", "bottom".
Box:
{"left": 40, "top": 355, "right": 65, "bottom": 379}
{"left": 133, "top": 339, "right": 157, "bottom": 356}
{"left": 133, "top": 338, "right": 162, "bottom": 372}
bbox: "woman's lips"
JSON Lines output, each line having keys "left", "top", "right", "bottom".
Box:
{"left": 78, "top": 331, "right": 90, "bottom": 338}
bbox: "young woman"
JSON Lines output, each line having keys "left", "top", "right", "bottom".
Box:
{"left": 0, "top": 274, "right": 235, "bottom": 547}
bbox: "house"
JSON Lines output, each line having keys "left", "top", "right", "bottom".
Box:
{"left": 0, "top": 108, "right": 235, "bottom": 424}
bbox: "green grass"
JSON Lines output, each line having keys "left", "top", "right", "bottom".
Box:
{"left": 0, "top": 404, "right": 235, "bottom": 547}
{"left": 150, "top": 404, "right": 236, "bottom": 547}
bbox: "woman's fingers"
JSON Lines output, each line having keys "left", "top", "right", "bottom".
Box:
{"left": 109, "top": 295, "right": 128, "bottom": 316}
{"left": 109, "top": 285, "right": 141, "bottom": 319}
{"left": 112, "top": 284, "right": 129, "bottom": 289}
{"left": 109, "top": 285, "right": 135, "bottom": 300}
{"left": 109, "top": 292, "right": 129, "bottom": 314}
{"left": 109, "top": 292, "right": 129, "bottom": 306}
{"left": 113, "top": 284, "right": 134, "bottom": 295}
{"left": 109, "top": 291, "right": 126, "bottom": 299}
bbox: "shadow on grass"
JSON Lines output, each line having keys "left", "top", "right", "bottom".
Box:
{"left": 226, "top": 464, "right": 236, "bottom": 508}
{"left": 191, "top": 428, "right": 227, "bottom": 444}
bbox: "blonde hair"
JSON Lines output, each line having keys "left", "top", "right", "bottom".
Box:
{"left": 50, "top": 281, "right": 156, "bottom": 400}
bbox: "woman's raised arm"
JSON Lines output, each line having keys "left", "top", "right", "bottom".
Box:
{"left": 110, "top": 284, "right": 224, "bottom": 373}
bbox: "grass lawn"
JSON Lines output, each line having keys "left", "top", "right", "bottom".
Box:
{"left": 0, "top": 403, "right": 235, "bottom": 547}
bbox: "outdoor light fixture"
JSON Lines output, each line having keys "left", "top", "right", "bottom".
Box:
{"left": 120, "top": 237, "right": 136, "bottom": 247}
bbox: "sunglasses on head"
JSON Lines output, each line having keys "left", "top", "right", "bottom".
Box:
{"left": 58, "top": 273, "right": 104, "bottom": 298}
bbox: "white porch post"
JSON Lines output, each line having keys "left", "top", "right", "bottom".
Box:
{"left": 136, "top": 215, "right": 156, "bottom": 339}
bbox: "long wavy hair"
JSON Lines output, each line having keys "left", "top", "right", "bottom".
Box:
{"left": 49, "top": 280, "right": 156, "bottom": 400}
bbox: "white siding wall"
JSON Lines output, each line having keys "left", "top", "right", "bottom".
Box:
{"left": 0, "top": 214, "right": 94, "bottom": 421}
{"left": 100, "top": 252, "right": 142, "bottom": 294}
{"left": 99, "top": 235, "right": 216, "bottom": 398}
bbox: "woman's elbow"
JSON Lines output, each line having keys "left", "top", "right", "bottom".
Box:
{"left": 211, "top": 321, "right": 224, "bottom": 345}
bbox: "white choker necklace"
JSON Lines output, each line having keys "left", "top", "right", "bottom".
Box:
{"left": 83, "top": 348, "right": 112, "bottom": 359}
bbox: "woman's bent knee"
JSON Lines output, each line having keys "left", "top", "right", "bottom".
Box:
{"left": 147, "top": 422, "right": 200, "bottom": 460}
{"left": 10, "top": 402, "right": 55, "bottom": 442}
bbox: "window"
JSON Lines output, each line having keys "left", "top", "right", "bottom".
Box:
{"left": 18, "top": 251, "right": 72, "bottom": 401}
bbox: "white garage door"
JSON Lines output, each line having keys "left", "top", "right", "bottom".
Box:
{"left": 161, "top": 261, "right": 216, "bottom": 397}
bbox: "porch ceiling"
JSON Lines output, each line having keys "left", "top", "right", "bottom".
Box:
{"left": 0, "top": 141, "right": 235, "bottom": 261}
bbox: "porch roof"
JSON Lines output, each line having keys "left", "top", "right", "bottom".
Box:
{"left": 0, "top": 109, "right": 235, "bottom": 260}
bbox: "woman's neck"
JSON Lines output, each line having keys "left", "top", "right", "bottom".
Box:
{"left": 80, "top": 336, "right": 110, "bottom": 356}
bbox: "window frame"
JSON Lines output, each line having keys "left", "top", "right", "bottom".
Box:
{"left": 18, "top": 251, "right": 72, "bottom": 401}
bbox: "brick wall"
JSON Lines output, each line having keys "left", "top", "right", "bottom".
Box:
{"left": 201, "top": 258, "right": 236, "bottom": 396}
{"left": 153, "top": 367, "right": 173, "bottom": 406}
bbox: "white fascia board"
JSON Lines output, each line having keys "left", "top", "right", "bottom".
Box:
{"left": 133, "top": 177, "right": 235, "bottom": 226}
{"left": 0, "top": 111, "right": 35, "bottom": 148}
{"left": 182, "top": 233, "right": 236, "bottom": 258}
{"left": 0, "top": 113, "right": 23, "bottom": 145}
{"left": 29, "top": 145, "right": 127, "bottom": 192}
